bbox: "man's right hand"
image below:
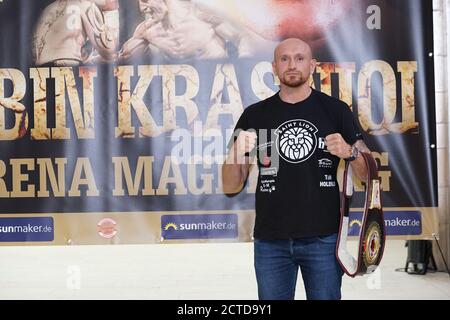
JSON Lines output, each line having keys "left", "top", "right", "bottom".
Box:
{"left": 233, "top": 130, "right": 257, "bottom": 162}
{"left": 223, "top": 130, "right": 256, "bottom": 194}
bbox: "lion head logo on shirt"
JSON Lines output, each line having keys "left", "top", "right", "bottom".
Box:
{"left": 275, "top": 119, "right": 318, "bottom": 163}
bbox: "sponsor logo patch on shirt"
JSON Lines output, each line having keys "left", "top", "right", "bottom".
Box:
{"left": 318, "top": 158, "right": 333, "bottom": 168}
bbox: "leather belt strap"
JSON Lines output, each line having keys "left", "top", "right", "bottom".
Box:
{"left": 336, "top": 152, "right": 386, "bottom": 277}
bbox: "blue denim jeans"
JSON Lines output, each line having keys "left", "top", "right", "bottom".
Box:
{"left": 254, "top": 233, "right": 343, "bottom": 300}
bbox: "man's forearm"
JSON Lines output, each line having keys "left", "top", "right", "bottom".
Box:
{"left": 349, "top": 140, "right": 372, "bottom": 182}
{"left": 119, "top": 38, "right": 147, "bottom": 61}
{"left": 349, "top": 153, "right": 368, "bottom": 182}
{"left": 222, "top": 162, "right": 245, "bottom": 194}
{"left": 222, "top": 148, "right": 249, "bottom": 194}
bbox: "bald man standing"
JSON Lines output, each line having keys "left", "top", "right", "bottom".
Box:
{"left": 222, "top": 38, "right": 370, "bottom": 300}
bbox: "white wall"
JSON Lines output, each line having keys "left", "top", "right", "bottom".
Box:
{"left": 433, "top": 0, "right": 450, "bottom": 269}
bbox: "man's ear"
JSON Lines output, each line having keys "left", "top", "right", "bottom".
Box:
{"left": 310, "top": 59, "right": 317, "bottom": 74}
{"left": 272, "top": 62, "right": 280, "bottom": 86}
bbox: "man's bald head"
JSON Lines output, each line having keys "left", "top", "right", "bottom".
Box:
{"left": 272, "top": 38, "right": 316, "bottom": 89}
{"left": 273, "top": 38, "right": 313, "bottom": 62}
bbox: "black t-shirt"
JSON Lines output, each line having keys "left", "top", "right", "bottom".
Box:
{"left": 231, "top": 89, "right": 363, "bottom": 240}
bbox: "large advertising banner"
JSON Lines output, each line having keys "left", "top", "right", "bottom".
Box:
{"left": 0, "top": 0, "right": 437, "bottom": 245}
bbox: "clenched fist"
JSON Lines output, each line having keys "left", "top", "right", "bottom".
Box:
{"left": 233, "top": 130, "right": 257, "bottom": 161}
{"left": 325, "top": 133, "right": 352, "bottom": 159}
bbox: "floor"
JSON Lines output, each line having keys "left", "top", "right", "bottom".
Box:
{"left": 0, "top": 240, "right": 449, "bottom": 300}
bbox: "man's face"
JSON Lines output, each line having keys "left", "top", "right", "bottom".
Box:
{"left": 272, "top": 40, "right": 316, "bottom": 88}
{"left": 139, "top": 0, "right": 168, "bottom": 22}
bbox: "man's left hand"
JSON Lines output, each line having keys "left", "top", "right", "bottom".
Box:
{"left": 325, "top": 133, "right": 352, "bottom": 159}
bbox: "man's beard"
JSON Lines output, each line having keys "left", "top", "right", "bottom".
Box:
{"left": 280, "top": 74, "right": 308, "bottom": 88}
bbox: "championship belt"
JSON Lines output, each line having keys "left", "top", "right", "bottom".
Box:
{"left": 336, "top": 152, "right": 386, "bottom": 277}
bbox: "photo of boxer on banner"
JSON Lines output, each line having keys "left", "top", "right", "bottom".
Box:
{"left": 120, "top": 0, "right": 276, "bottom": 61}
{"left": 32, "top": 0, "right": 120, "bottom": 66}
{"left": 31, "top": 0, "right": 359, "bottom": 65}
{"left": 194, "top": 0, "right": 355, "bottom": 50}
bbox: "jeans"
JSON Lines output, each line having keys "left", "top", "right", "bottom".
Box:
{"left": 254, "top": 233, "right": 343, "bottom": 300}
